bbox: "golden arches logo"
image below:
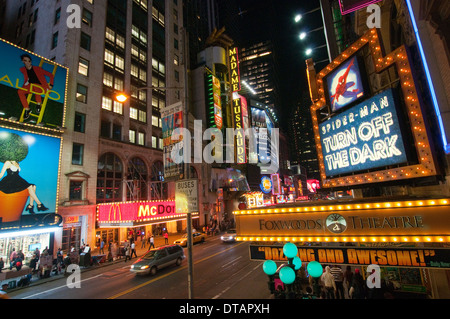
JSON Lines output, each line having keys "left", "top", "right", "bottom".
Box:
{"left": 108, "top": 204, "right": 122, "bottom": 221}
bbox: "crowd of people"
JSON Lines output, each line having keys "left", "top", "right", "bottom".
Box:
{"left": 306, "top": 265, "right": 395, "bottom": 299}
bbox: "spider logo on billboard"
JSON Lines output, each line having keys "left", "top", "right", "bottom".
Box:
{"left": 308, "top": 28, "right": 438, "bottom": 188}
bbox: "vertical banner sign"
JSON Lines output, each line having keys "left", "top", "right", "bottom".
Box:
{"left": 175, "top": 179, "right": 198, "bottom": 214}
{"left": 229, "top": 47, "right": 241, "bottom": 92}
{"left": 162, "top": 102, "right": 184, "bottom": 180}
{"left": 212, "top": 75, "right": 223, "bottom": 129}
{"left": 233, "top": 98, "right": 246, "bottom": 164}
{"left": 271, "top": 173, "right": 281, "bottom": 195}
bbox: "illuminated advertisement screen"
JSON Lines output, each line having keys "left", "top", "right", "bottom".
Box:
{"left": 0, "top": 126, "right": 61, "bottom": 226}
{"left": 325, "top": 56, "right": 365, "bottom": 112}
{"left": 161, "top": 102, "right": 184, "bottom": 180}
{"left": 0, "top": 38, "right": 68, "bottom": 128}
{"left": 319, "top": 89, "right": 407, "bottom": 177}
{"left": 98, "top": 201, "right": 176, "bottom": 223}
{"left": 251, "top": 107, "right": 274, "bottom": 164}
{"left": 339, "top": 0, "right": 382, "bottom": 15}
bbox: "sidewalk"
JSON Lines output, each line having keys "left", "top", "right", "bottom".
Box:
{"left": 2, "top": 232, "right": 193, "bottom": 293}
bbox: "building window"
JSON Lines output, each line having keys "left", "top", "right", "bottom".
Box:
{"left": 113, "top": 101, "right": 123, "bottom": 115}
{"left": 100, "top": 120, "right": 110, "bottom": 138}
{"left": 129, "top": 129, "right": 136, "bottom": 144}
{"left": 97, "top": 153, "right": 123, "bottom": 203}
{"left": 51, "top": 32, "right": 58, "bottom": 49}
{"left": 76, "top": 84, "right": 87, "bottom": 103}
{"left": 103, "top": 72, "right": 113, "bottom": 87}
{"left": 74, "top": 112, "right": 86, "bottom": 133}
{"left": 72, "top": 143, "right": 84, "bottom": 165}
{"left": 82, "top": 9, "right": 93, "bottom": 27}
{"left": 80, "top": 32, "right": 91, "bottom": 51}
{"left": 138, "top": 132, "right": 145, "bottom": 146}
{"left": 78, "top": 57, "right": 89, "bottom": 76}
{"left": 69, "top": 180, "right": 83, "bottom": 200}
{"left": 102, "top": 96, "right": 112, "bottom": 111}
{"left": 152, "top": 115, "right": 159, "bottom": 127}
{"left": 174, "top": 70, "right": 179, "bottom": 82}
{"left": 130, "top": 107, "right": 138, "bottom": 120}
{"left": 112, "top": 124, "right": 122, "bottom": 140}
{"left": 152, "top": 136, "right": 157, "bottom": 148}
{"left": 138, "top": 110, "right": 147, "bottom": 123}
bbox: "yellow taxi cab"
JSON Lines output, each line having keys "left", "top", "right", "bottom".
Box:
{"left": 174, "top": 232, "right": 206, "bottom": 247}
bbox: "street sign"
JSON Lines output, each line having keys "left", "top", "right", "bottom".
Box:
{"left": 175, "top": 179, "right": 198, "bottom": 213}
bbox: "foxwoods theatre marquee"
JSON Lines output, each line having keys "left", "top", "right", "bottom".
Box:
{"left": 233, "top": 29, "right": 450, "bottom": 296}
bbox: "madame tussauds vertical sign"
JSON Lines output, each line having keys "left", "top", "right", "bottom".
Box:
{"left": 229, "top": 47, "right": 241, "bottom": 92}
{"left": 319, "top": 89, "right": 407, "bottom": 177}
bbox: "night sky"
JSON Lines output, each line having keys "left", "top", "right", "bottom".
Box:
{"left": 218, "top": 0, "right": 328, "bottom": 129}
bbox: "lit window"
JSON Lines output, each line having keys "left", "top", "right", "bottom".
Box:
{"left": 138, "top": 132, "right": 145, "bottom": 146}
{"left": 103, "top": 72, "right": 113, "bottom": 87}
{"left": 152, "top": 136, "right": 157, "bottom": 148}
{"left": 78, "top": 57, "right": 89, "bottom": 76}
{"left": 152, "top": 115, "right": 159, "bottom": 127}
{"left": 102, "top": 96, "right": 112, "bottom": 111}
{"left": 104, "top": 49, "right": 114, "bottom": 65}
{"left": 129, "top": 129, "right": 136, "bottom": 144}
{"left": 130, "top": 107, "right": 138, "bottom": 120}
{"left": 76, "top": 84, "right": 87, "bottom": 103}
{"left": 113, "top": 101, "right": 123, "bottom": 114}
{"left": 138, "top": 110, "right": 147, "bottom": 123}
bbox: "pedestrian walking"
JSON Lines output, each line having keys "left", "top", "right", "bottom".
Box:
{"left": 124, "top": 244, "right": 131, "bottom": 262}
{"left": 330, "top": 265, "right": 345, "bottom": 299}
{"left": 349, "top": 269, "right": 366, "bottom": 299}
{"left": 321, "top": 266, "right": 336, "bottom": 299}
{"left": 9, "top": 248, "right": 17, "bottom": 270}
{"left": 100, "top": 239, "right": 105, "bottom": 254}
{"left": 141, "top": 235, "right": 146, "bottom": 249}
{"left": 164, "top": 232, "right": 169, "bottom": 245}
{"left": 149, "top": 235, "right": 155, "bottom": 249}
{"left": 130, "top": 241, "right": 137, "bottom": 258}
{"left": 344, "top": 266, "right": 353, "bottom": 298}
{"left": 0, "top": 257, "right": 4, "bottom": 273}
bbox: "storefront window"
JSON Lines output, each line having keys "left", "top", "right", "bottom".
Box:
{"left": 62, "top": 226, "right": 81, "bottom": 254}
{"left": 97, "top": 152, "right": 123, "bottom": 203}
{"left": 0, "top": 233, "right": 51, "bottom": 265}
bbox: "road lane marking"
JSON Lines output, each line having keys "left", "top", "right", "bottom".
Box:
{"left": 22, "top": 275, "right": 103, "bottom": 299}
{"left": 221, "top": 256, "right": 242, "bottom": 268}
{"left": 107, "top": 241, "right": 246, "bottom": 299}
{"left": 212, "top": 261, "right": 263, "bottom": 299}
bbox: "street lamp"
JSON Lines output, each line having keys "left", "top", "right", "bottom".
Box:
{"left": 299, "top": 26, "right": 325, "bottom": 41}
{"left": 305, "top": 44, "right": 327, "bottom": 56}
{"left": 294, "top": 14, "right": 302, "bottom": 23}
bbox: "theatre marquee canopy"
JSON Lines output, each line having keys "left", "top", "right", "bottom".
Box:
{"left": 97, "top": 200, "right": 198, "bottom": 228}
{"left": 233, "top": 198, "right": 450, "bottom": 244}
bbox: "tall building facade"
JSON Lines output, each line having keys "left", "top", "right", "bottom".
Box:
{"left": 0, "top": 0, "right": 188, "bottom": 252}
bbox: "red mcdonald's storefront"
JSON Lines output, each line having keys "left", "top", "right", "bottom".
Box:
{"left": 96, "top": 200, "right": 199, "bottom": 245}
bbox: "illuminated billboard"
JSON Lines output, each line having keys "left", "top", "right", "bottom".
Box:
{"left": 250, "top": 106, "right": 274, "bottom": 164}
{"left": 319, "top": 89, "right": 407, "bottom": 177}
{"left": 0, "top": 38, "right": 68, "bottom": 129}
{"left": 229, "top": 47, "right": 241, "bottom": 92}
{"left": 325, "top": 56, "right": 365, "bottom": 112}
{"left": 0, "top": 126, "right": 62, "bottom": 230}
{"left": 162, "top": 102, "right": 184, "bottom": 180}
{"left": 308, "top": 29, "right": 438, "bottom": 188}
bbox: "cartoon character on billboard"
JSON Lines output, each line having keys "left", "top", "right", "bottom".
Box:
{"left": 329, "top": 58, "right": 361, "bottom": 110}
{"left": 18, "top": 54, "right": 54, "bottom": 120}
{"left": 0, "top": 132, "right": 48, "bottom": 221}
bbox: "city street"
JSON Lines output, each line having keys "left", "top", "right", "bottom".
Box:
{"left": 7, "top": 237, "right": 272, "bottom": 300}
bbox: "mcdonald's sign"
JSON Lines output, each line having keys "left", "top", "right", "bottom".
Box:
{"left": 108, "top": 203, "right": 122, "bottom": 221}
{"left": 97, "top": 200, "right": 177, "bottom": 224}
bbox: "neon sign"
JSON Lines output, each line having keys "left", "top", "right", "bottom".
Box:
{"left": 98, "top": 201, "right": 176, "bottom": 223}
{"left": 319, "top": 89, "right": 407, "bottom": 177}
{"left": 229, "top": 47, "right": 241, "bottom": 92}
{"left": 339, "top": 0, "right": 382, "bottom": 15}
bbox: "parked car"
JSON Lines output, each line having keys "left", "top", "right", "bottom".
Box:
{"left": 130, "top": 245, "right": 185, "bottom": 276}
{"left": 173, "top": 232, "right": 206, "bottom": 247}
{"left": 221, "top": 229, "right": 237, "bottom": 243}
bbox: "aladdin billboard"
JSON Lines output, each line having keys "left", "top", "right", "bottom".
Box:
{"left": 0, "top": 38, "right": 68, "bottom": 129}
{"left": 0, "top": 126, "right": 62, "bottom": 232}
